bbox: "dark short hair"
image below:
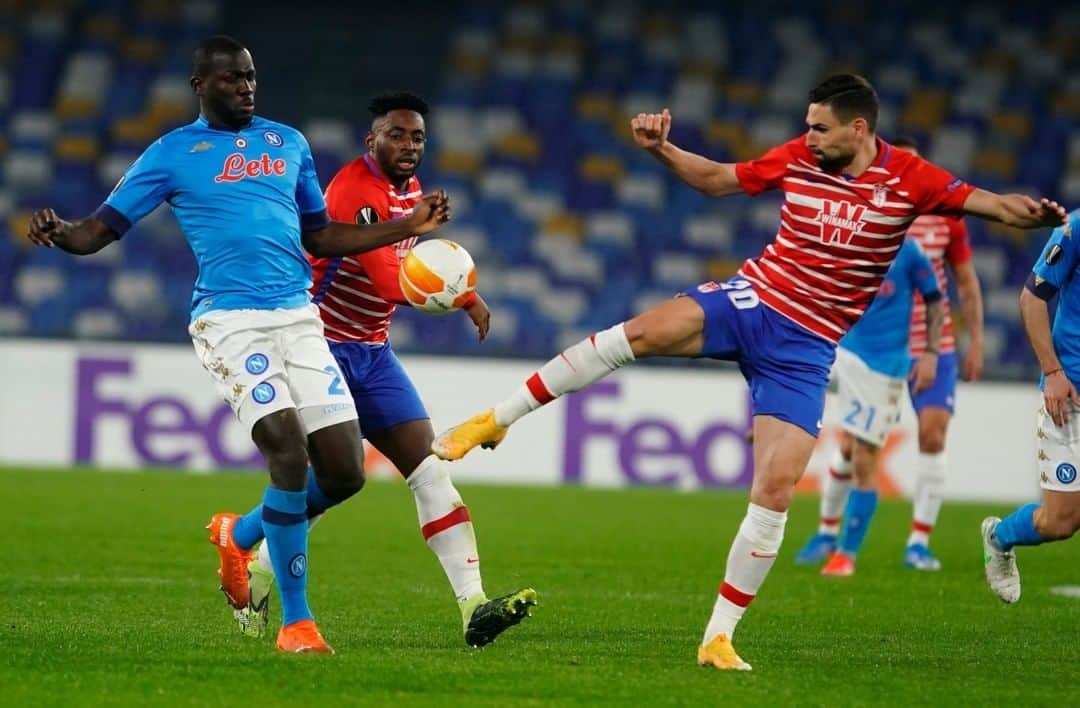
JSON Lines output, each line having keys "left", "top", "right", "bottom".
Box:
{"left": 808, "top": 74, "right": 879, "bottom": 132}
{"left": 192, "top": 35, "right": 247, "bottom": 78}
{"left": 890, "top": 135, "right": 920, "bottom": 151}
{"left": 368, "top": 91, "right": 430, "bottom": 119}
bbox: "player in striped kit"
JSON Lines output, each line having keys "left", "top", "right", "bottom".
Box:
{"left": 233, "top": 93, "right": 537, "bottom": 647}
{"left": 431, "top": 75, "right": 1065, "bottom": 670}
{"left": 797, "top": 136, "right": 985, "bottom": 572}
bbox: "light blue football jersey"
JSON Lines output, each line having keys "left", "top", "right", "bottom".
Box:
{"left": 1030, "top": 210, "right": 1080, "bottom": 387}
{"left": 95, "top": 115, "right": 329, "bottom": 318}
{"left": 840, "top": 238, "right": 941, "bottom": 378}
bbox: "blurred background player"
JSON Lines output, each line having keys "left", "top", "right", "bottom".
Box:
{"left": 795, "top": 237, "right": 944, "bottom": 575}
{"left": 893, "top": 136, "right": 985, "bottom": 571}
{"left": 233, "top": 92, "right": 537, "bottom": 647}
{"left": 983, "top": 209, "right": 1080, "bottom": 603}
{"left": 27, "top": 36, "right": 450, "bottom": 654}
{"left": 430, "top": 75, "right": 1066, "bottom": 670}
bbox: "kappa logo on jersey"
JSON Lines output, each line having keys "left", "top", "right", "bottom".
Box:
{"left": 190, "top": 141, "right": 214, "bottom": 153}
{"left": 263, "top": 130, "right": 283, "bottom": 147}
{"left": 817, "top": 200, "right": 867, "bottom": 245}
{"left": 355, "top": 207, "right": 379, "bottom": 225}
{"left": 214, "top": 153, "right": 288, "bottom": 183}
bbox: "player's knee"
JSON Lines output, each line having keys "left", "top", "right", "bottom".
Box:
{"left": 320, "top": 456, "right": 367, "bottom": 498}
{"left": 264, "top": 445, "right": 311, "bottom": 490}
{"left": 917, "top": 426, "right": 946, "bottom": 454}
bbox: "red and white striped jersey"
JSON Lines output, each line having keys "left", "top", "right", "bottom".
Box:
{"left": 309, "top": 154, "right": 422, "bottom": 344}
{"left": 734, "top": 137, "right": 975, "bottom": 343}
{"left": 906, "top": 215, "right": 972, "bottom": 356}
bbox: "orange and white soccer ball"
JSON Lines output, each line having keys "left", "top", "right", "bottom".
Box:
{"left": 399, "top": 239, "right": 477, "bottom": 314}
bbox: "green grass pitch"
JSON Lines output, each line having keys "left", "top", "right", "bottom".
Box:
{"left": 4, "top": 466, "right": 1079, "bottom": 706}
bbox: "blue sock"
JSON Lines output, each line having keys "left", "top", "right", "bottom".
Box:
{"left": 231, "top": 467, "right": 350, "bottom": 549}
{"left": 262, "top": 486, "right": 312, "bottom": 626}
{"left": 839, "top": 489, "right": 879, "bottom": 556}
{"left": 993, "top": 503, "right": 1043, "bottom": 552}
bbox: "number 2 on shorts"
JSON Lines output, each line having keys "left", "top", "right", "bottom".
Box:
{"left": 324, "top": 365, "right": 345, "bottom": 395}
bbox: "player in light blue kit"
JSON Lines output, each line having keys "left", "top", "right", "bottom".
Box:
{"left": 796, "top": 238, "right": 944, "bottom": 576}
{"left": 982, "top": 210, "right": 1080, "bottom": 603}
{"left": 25, "top": 35, "right": 449, "bottom": 653}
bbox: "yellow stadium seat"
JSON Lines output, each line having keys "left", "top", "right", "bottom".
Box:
{"left": 495, "top": 132, "right": 541, "bottom": 162}
{"left": 973, "top": 149, "right": 1017, "bottom": 180}
{"left": 577, "top": 94, "right": 615, "bottom": 120}
{"left": 111, "top": 116, "right": 161, "bottom": 144}
{"left": 9, "top": 212, "right": 32, "bottom": 250}
{"left": 726, "top": 82, "right": 764, "bottom": 106}
{"left": 450, "top": 50, "right": 488, "bottom": 76}
{"left": 124, "top": 37, "right": 164, "bottom": 63}
{"left": 705, "top": 120, "right": 747, "bottom": 149}
{"left": 0, "top": 32, "right": 16, "bottom": 61}
{"left": 579, "top": 155, "right": 624, "bottom": 182}
{"left": 900, "top": 89, "right": 948, "bottom": 131}
{"left": 547, "top": 33, "right": 583, "bottom": 54}
{"left": 54, "top": 136, "right": 100, "bottom": 162}
{"left": 706, "top": 259, "right": 742, "bottom": 280}
{"left": 83, "top": 14, "right": 122, "bottom": 42}
{"left": 680, "top": 61, "right": 720, "bottom": 80}
{"left": 55, "top": 96, "right": 100, "bottom": 119}
{"left": 990, "top": 112, "right": 1031, "bottom": 139}
{"left": 542, "top": 213, "right": 585, "bottom": 240}
{"left": 435, "top": 151, "right": 482, "bottom": 176}
{"left": 1052, "top": 93, "right": 1080, "bottom": 118}
{"left": 147, "top": 100, "right": 192, "bottom": 125}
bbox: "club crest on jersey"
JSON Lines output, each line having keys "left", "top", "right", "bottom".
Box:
{"left": 1057, "top": 462, "right": 1077, "bottom": 485}
{"left": 263, "top": 130, "right": 283, "bottom": 147}
{"left": 696, "top": 281, "right": 722, "bottom": 293}
{"left": 872, "top": 183, "right": 889, "bottom": 208}
{"left": 234, "top": 137, "right": 247, "bottom": 148}
{"left": 818, "top": 200, "right": 867, "bottom": 245}
{"left": 214, "top": 152, "right": 288, "bottom": 182}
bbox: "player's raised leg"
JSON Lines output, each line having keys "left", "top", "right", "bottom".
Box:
{"left": 795, "top": 442, "right": 852, "bottom": 564}
{"left": 432, "top": 294, "right": 705, "bottom": 460}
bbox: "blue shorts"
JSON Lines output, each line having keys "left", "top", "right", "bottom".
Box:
{"left": 329, "top": 341, "right": 429, "bottom": 436}
{"left": 684, "top": 279, "right": 837, "bottom": 437}
{"left": 908, "top": 351, "right": 958, "bottom": 414}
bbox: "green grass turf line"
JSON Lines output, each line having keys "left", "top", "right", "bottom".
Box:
{"left": 3, "top": 467, "right": 1079, "bottom": 706}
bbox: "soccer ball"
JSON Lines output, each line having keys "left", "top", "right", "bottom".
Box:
{"left": 399, "top": 239, "right": 477, "bottom": 314}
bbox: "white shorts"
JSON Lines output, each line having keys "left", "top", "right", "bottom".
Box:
{"left": 189, "top": 304, "right": 358, "bottom": 435}
{"left": 833, "top": 347, "right": 905, "bottom": 447}
{"left": 1037, "top": 404, "right": 1080, "bottom": 492}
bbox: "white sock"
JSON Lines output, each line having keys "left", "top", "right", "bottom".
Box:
{"left": 702, "top": 503, "right": 787, "bottom": 644}
{"left": 257, "top": 513, "right": 323, "bottom": 572}
{"left": 819, "top": 449, "right": 852, "bottom": 536}
{"left": 408, "top": 454, "right": 484, "bottom": 603}
{"left": 909, "top": 451, "right": 946, "bottom": 547}
{"left": 493, "top": 323, "right": 635, "bottom": 427}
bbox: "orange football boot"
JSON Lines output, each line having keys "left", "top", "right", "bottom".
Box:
{"left": 206, "top": 512, "right": 254, "bottom": 609}
{"left": 276, "top": 619, "right": 334, "bottom": 654}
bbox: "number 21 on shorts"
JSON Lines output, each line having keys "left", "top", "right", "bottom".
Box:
{"left": 721, "top": 280, "right": 760, "bottom": 310}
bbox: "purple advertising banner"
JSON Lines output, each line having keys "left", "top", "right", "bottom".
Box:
{"left": 561, "top": 380, "right": 754, "bottom": 489}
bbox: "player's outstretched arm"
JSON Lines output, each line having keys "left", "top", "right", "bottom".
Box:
{"left": 631, "top": 109, "right": 743, "bottom": 197}
{"left": 961, "top": 190, "right": 1067, "bottom": 229}
{"left": 303, "top": 191, "right": 451, "bottom": 257}
{"left": 26, "top": 208, "right": 118, "bottom": 255}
